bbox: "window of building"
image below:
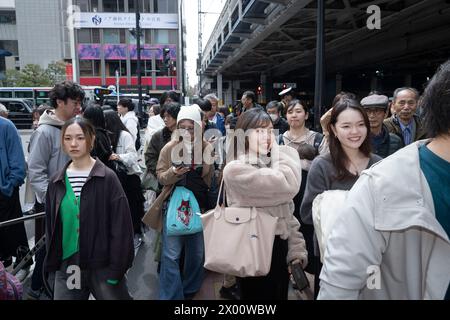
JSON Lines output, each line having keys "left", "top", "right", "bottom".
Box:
{"left": 130, "top": 60, "right": 152, "bottom": 77}
{"left": 77, "top": 0, "right": 98, "bottom": 11}
{"left": 144, "top": 30, "right": 152, "bottom": 44}
{"left": 129, "top": 0, "right": 151, "bottom": 12}
{"left": 77, "top": 0, "right": 89, "bottom": 11}
{"left": 79, "top": 60, "right": 101, "bottom": 76}
{"left": 155, "top": 60, "right": 176, "bottom": 77}
{"left": 106, "top": 60, "right": 127, "bottom": 77}
{"left": 103, "top": 0, "right": 124, "bottom": 12}
{"left": 0, "top": 11, "right": 16, "bottom": 24}
{"left": 77, "top": 29, "right": 100, "bottom": 43}
{"left": 128, "top": 29, "right": 145, "bottom": 45}
{"left": 154, "top": 30, "right": 177, "bottom": 44}
{"left": 103, "top": 29, "right": 126, "bottom": 43}
{"left": 153, "top": 0, "right": 177, "bottom": 13}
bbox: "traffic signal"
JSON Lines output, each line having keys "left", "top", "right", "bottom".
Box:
{"left": 163, "top": 47, "right": 171, "bottom": 68}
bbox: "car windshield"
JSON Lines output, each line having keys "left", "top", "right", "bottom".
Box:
{"left": 23, "top": 99, "right": 34, "bottom": 110}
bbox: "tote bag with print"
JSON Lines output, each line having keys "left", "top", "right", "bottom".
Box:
{"left": 166, "top": 186, "right": 203, "bottom": 236}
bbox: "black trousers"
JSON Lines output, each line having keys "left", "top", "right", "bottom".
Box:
{"left": 53, "top": 257, "right": 132, "bottom": 300}
{"left": 239, "top": 236, "right": 289, "bottom": 300}
{"left": 0, "top": 188, "right": 30, "bottom": 259}
{"left": 123, "top": 174, "right": 145, "bottom": 235}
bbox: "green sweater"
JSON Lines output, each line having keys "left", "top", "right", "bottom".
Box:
{"left": 60, "top": 174, "right": 80, "bottom": 260}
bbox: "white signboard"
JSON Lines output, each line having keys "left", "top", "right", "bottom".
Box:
{"left": 273, "top": 83, "right": 297, "bottom": 89}
{"left": 74, "top": 13, "right": 178, "bottom": 29}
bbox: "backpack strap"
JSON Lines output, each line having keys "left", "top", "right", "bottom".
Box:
{"left": 278, "top": 134, "right": 284, "bottom": 145}
{"left": 313, "top": 132, "right": 324, "bottom": 153}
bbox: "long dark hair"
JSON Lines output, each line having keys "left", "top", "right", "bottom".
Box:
{"left": 83, "top": 105, "right": 106, "bottom": 129}
{"left": 104, "top": 110, "right": 129, "bottom": 151}
{"left": 327, "top": 98, "right": 371, "bottom": 180}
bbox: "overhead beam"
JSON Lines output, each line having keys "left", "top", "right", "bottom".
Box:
{"left": 257, "top": 0, "right": 289, "bottom": 5}
{"left": 242, "top": 17, "right": 267, "bottom": 25}
{"left": 233, "top": 32, "right": 253, "bottom": 38}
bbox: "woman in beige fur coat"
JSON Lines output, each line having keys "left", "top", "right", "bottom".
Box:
{"left": 222, "top": 108, "right": 308, "bottom": 300}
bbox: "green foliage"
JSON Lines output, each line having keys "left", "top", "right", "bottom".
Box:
{"left": 18, "top": 64, "right": 52, "bottom": 86}
{"left": 3, "top": 69, "right": 21, "bottom": 86}
{"left": 2, "top": 61, "right": 67, "bottom": 86}
{"left": 45, "top": 61, "right": 67, "bottom": 84}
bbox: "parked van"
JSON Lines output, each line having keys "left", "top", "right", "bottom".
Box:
{"left": 0, "top": 98, "right": 34, "bottom": 129}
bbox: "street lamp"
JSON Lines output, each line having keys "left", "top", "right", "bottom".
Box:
{"left": 134, "top": 0, "right": 143, "bottom": 121}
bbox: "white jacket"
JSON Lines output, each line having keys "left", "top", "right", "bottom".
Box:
{"left": 318, "top": 140, "right": 450, "bottom": 300}
{"left": 116, "top": 130, "right": 142, "bottom": 176}
{"left": 121, "top": 111, "right": 139, "bottom": 141}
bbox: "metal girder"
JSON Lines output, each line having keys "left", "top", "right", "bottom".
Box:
{"left": 242, "top": 17, "right": 267, "bottom": 24}
{"left": 212, "top": 0, "right": 314, "bottom": 75}
{"left": 270, "top": 0, "right": 438, "bottom": 76}
{"left": 257, "top": 0, "right": 289, "bottom": 5}
{"left": 278, "top": 30, "right": 296, "bottom": 41}
{"left": 233, "top": 32, "right": 254, "bottom": 39}
{"left": 223, "top": 42, "right": 242, "bottom": 48}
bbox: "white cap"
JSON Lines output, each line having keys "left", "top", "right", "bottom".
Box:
{"left": 177, "top": 105, "right": 202, "bottom": 128}
{"left": 0, "top": 103, "right": 8, "bottom": 113}
{"left": 279, "top": 87, "right": 293, "bottom": 96}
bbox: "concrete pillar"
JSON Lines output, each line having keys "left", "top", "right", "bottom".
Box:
{"left": 217, "top": 73, "right": 223, "bottom": 106}
{"left": 233, "top": 80, "right": 240, "bottom": 103}
{"left": 225, "top": 81, "right": 233, "bottom": 108}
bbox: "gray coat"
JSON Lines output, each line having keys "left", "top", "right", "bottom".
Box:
{"left": 300, "top": 152, "right": 382, "bottom": 256}
{"left": 28, "top": 109, "right": 69, "bottom": 204}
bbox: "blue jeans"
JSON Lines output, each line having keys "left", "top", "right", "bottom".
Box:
{"left": 159, "top": 214, "right": 205, "bottom": 300}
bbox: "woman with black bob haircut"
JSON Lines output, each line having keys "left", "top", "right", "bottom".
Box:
{"left": 44, "top": 117, "right": 134, "bottom": 300}
{"left": 104, "top": 110, "right": 145, "bottom": 248}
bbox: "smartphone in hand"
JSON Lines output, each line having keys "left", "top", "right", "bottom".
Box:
{"left": 172, "top": 162, "right": 189, "bottom": 169}
{"left": 291, "top": 263, "right": 309, "bottom": 291}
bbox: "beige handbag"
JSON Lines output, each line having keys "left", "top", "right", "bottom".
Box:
{"left": 201, "top": 181, "right": 278, "bottom": 277}
{"left": 142, "top": 185, "right": 174, "bottom": 232}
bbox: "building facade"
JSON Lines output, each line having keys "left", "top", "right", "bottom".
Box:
{"left": 0, "top": 0, "right": 19, "bottom": 80}
{"left": 0, "top": 0, "right": 186, "bottom": 95}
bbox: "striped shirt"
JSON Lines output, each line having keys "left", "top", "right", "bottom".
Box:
{"left": 66, "top": 169, "right": 90, "bottom": 198}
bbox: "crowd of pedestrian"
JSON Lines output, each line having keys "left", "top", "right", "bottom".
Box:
{"left": 1, "top": 58, "right": 449, "bottom": 300}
